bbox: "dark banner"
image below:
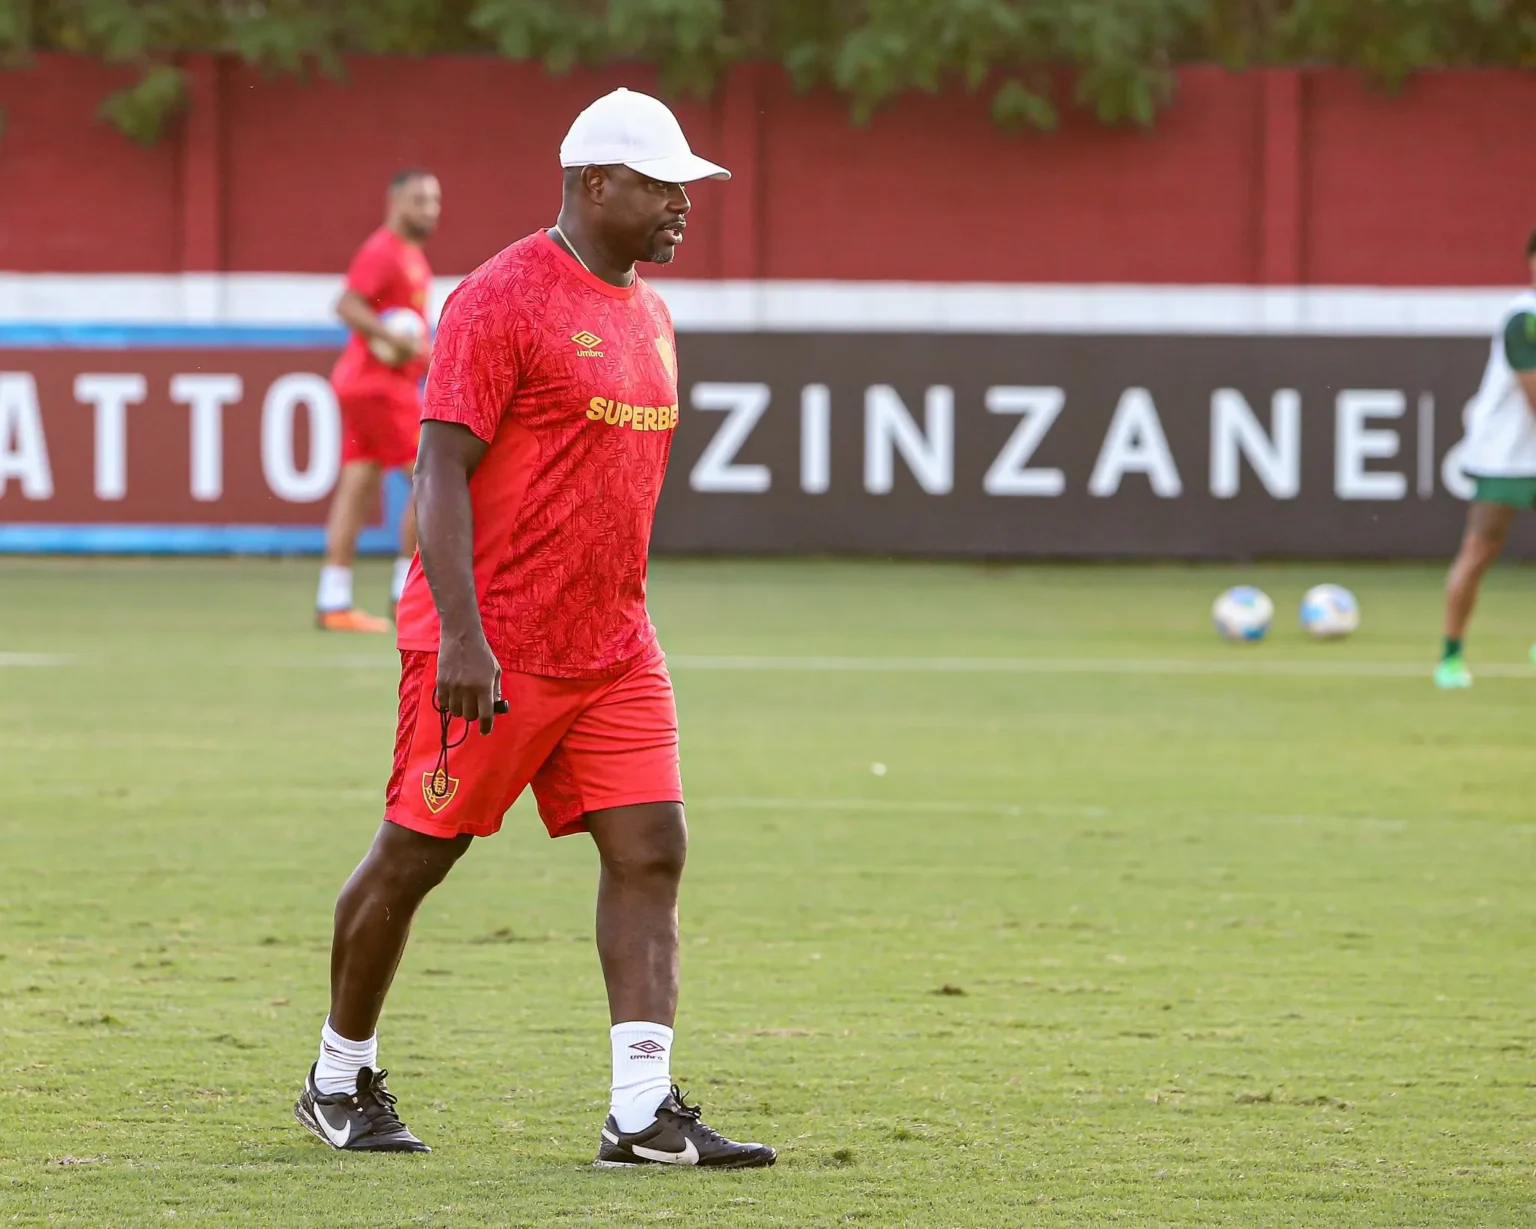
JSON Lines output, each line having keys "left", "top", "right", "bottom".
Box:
{"left": 2, "top": 334, "right": 1530, "bottom": 558}
{"left": 656, "top": 332, "right": 1536, "bottom": 559}
{"left": 0, "top": 350, "right": 343, "bottom": 526}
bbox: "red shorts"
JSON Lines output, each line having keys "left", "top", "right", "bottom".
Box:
{"left": 383, "top": 649, "right": 683, "bottom": 839}
{"left": 338, "top": 387, "right": 420, "bottom": 469}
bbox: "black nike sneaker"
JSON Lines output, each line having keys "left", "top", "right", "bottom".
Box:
{"left": 594, "top": 1086, "right": 776, "bottom": 1169}
{"left": 294, "top": 1064, "right": 431, "bottom": 1153}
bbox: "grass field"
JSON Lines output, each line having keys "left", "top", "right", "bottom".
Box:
{"left": 2, "top": 556, "right": 1535, "bottom": 1227}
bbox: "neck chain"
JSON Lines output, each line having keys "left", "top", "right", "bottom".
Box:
{"left": 549, "top": 224, "right": 594, "bottom": 275}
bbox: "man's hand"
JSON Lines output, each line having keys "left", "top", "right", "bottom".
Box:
{"left": 386, "top": 332, "right": 431, "bottom": 368}
{"left": 336, "top": 289, "right": 429, "bottom": 369}
{"left": 436, "top": 628, "right": 501, "bottom": 735}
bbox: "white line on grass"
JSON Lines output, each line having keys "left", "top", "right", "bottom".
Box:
{"left": 0, "top": 652, "right": 73, "bottom": 667}
{"left": 691, "top": 795, "right": 1469, "bottom": 833}
{"left": 9, "top": 651, "right": 1532, "bottom": 683}
{"left": 667, "top": 654, "right": 1536, "bottom": 680}
{"left": 696, "top": 795, "right": 1110, "bottom": 819}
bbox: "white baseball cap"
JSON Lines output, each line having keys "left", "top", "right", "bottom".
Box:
{"left": 560, "top": 88, "right": 730, "bottom": 184}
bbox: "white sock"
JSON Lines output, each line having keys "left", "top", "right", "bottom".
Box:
{"left": 609, "top": 1022, "right": 674, "bottom": 1133}
{"left": 391, "top": 557, "right": 412, "bottom": 602}
{"left": 314, "top": 1018, "right": 376, "bottom": 1097}
{"left": 316, "top": 565, "right": 353, "bottom": 613}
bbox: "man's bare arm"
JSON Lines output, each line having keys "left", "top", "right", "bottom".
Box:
{"left": 336, "top": 290, "right": 421, "bottom": 365}
{"left": 1517, "top": 369, "right": 1536, "bottom": 416}
{"left": 415, "top": 420, "right": 500, "bottom": 733}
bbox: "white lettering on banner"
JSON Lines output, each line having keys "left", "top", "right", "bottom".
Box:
{"left": 1441, "top": 395, "right": 1476, "bottom": 501}
{"left": 800, "top": 384, "right": 830, "bottom": 494}
{"left": 1088, "top": 388, "right": 1182, "bottom": 497}
{"left": 0, "top": 373, "right": 53, "bottom": 499}
{"left": 74, "top": 373, "right": 146, "bottom": 500}
{"left": 1210, "top": 389, "right": 1301, "bottom": 499}
{"left": 865, "top": 385, "right": 953, "bottom": 495}
{"left": 1416, "top": 392, "right": 1436, "bottom": 499}
{"left": 1335, "top": 390, "right": 1406, "bottom": 500}
{"left": 982, "top": 386, "right": 1065, "bottom": 496}
{"left": 1441, "top": 439, "right": 1474, "bottom": 501}
{"left": 262, "top": 373, "right": 340, "bottom": 502}
{"left": 171, "top": 373, "right": 243, "bottom": 501}
{"left": 689, "top": 383, "right": 772, "bottom": 493}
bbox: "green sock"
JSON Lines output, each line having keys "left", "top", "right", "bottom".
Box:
{"left": 1444, "top": 638, "right": 1463, "bottom": 661}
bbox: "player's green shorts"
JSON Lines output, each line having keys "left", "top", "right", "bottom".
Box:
{"left": 1473, "top": 476, "right": 1536, "bottom": 509}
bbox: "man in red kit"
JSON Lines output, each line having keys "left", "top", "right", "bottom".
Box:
{"left": 316, "top": 168, "right": 441, "bottom": 632}
{"left": 294, "top": 90, "right": 776, "bottom": 1169}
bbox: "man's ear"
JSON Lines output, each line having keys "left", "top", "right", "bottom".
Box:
{"left": 582, "top": 165, "right": 609, "bottom": 203}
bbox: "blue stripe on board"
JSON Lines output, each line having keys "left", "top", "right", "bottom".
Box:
{"left": 0, "top": 323, "right": 347, "bottom": 348}
{"left": 0, "top": 524, "right": 329, "bottom": 553}
{"left": 0, "top": 523, "right": 400, "bottom": 555}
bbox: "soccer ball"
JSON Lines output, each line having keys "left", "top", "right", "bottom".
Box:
{"left": 368, "top": 307, "right": 427, "bottom": 364}
{"left": 1212, "top": 586, "right": 1274, "bottom": 643}
{"left": 1299, "top": 584, "right": 1360, "bottom": 640}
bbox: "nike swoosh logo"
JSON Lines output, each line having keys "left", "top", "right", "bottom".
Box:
{"left": 632, "top": 1138, "right": 700, "bottom": 1165}
{"left": 313, "top": 1102, "right": 353, "bottom": 1148}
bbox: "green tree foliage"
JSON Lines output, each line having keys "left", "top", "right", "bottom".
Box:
{"left": 2, "top": 0, "right": 1535, "bottom": 144}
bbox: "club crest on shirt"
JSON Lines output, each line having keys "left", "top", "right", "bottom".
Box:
{"left": 422, "top": 769, "right": 459, "bottom": 813}
{"left": 655, "top": 336, "right": 676, "bottom": 380}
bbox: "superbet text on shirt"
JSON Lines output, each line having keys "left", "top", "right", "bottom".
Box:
{"left": 393, "top": 230, "right": 681, "bottom": 679}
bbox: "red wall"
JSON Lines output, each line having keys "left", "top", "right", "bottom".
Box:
{"left": 0, "top": 59, "right": 181, "bottom": 272}
{"left": 1, "top": 55, "right": 1533, "bottom": 284}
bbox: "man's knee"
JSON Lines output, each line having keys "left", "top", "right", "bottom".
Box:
{"left": 357, "top": 824, "right": 471, "bottom": 897}
{"left": 1465, "top": 502, "right": 1516, "bottom": 552}
{"left": 594, "top": 803, "right": 688, "bottom": 883}
{"left": 1459, "top": 529, "right": 1508, "bottom": 571}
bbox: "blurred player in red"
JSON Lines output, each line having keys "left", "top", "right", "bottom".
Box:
{"left": 315, "top": 168, "right": 442, "bottom": 632}
{"left": 294, "top": 89, "right": 776, "bottom": 1169}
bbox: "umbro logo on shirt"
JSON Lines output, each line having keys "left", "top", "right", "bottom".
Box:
{"left": 571, "top": 330, "right": 604, "bottom": 357}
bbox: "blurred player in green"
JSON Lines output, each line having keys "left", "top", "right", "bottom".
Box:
{"left": 1436, "top": 228, "right": 1536, "bottom": 688}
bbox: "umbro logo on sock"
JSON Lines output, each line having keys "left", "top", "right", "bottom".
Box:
{"left": 628, "top": 1040, "right": 666, "bottom": 1055}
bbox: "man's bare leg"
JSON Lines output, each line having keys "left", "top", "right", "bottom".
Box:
{"left": 328, "top": 822, "right": 473, "bottom": 1040}
{"left": 1438, "top": 501, "right": 1515, "bottom": 686}
{"left": 589, "top": 802, "right": 687, "bottom": 1027}
{"left": 294, "top": 822, "right": 471, "bottom": 1153}
{"left": 316, "top": 461, "right": 389, "bottom": 630}
{"left": 391, "top": 482, "right": 419, "bottom": 611}
{"left": 325, "top": 461, "right": 382, "bottom": 571}
{"left": 589, "top": 802, "right": 685, "bottom": 1132}
{"left": 587, "top": 801, "right": 775, "bottom": 1166}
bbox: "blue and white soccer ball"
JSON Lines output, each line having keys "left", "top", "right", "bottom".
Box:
{"left": 1299, "top": 583, "right": 1360, "bottom": 640}
{"left": 1212, "top": 586, "right": 1274, "bottom": 643}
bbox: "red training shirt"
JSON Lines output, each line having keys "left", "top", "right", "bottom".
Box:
{"left": 331, "top": 226, "right": 433, "bottom": 400}
{"left": 394, "top": 231, "right": 679, "bottom": 678}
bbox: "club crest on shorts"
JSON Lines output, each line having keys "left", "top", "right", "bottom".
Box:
{"left": 655, "top": 335, "right": 675, "bottom": 381}
{"left": 422, "top": 769, "right": 459, "bottom": 813}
